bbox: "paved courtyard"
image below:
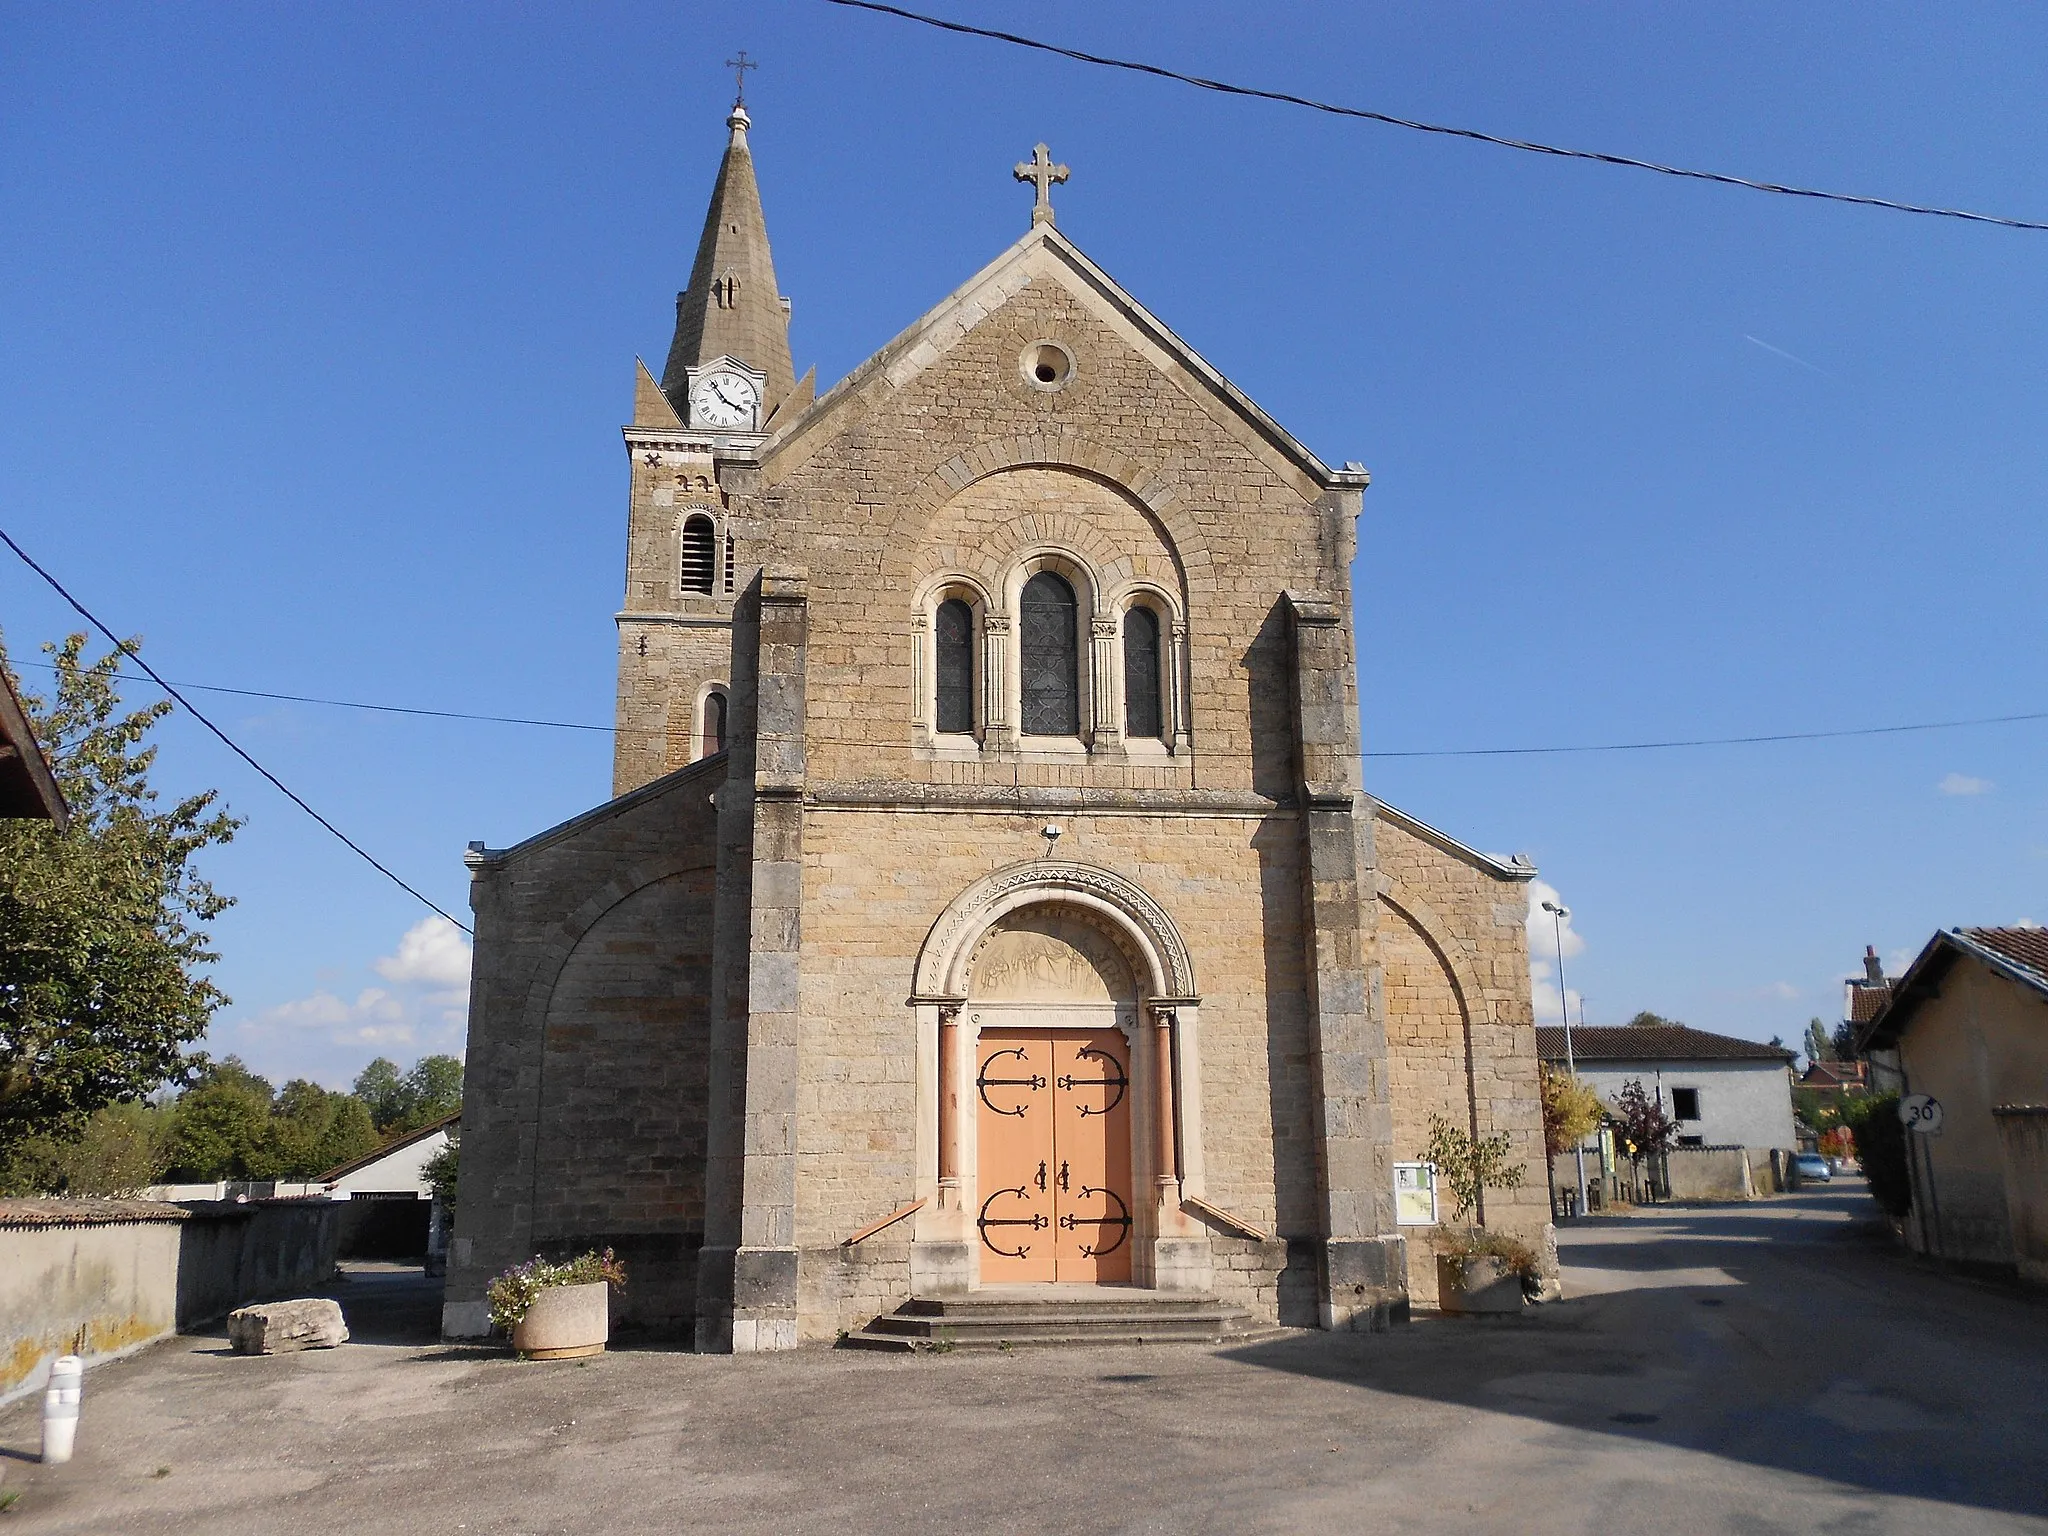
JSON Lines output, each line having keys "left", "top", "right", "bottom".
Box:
{"left": 4, "top": 1181, "right": 2045, "bottom": 1534}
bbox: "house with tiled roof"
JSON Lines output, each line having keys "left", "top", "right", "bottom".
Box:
{"left": 1858, "top": 927, "right": 2048, "bottom": 1281}
{"left": 0, "top": 644, "right": 68, "bottom": 827}
{"left": 1537, "top": 1024, "right": 1797, "bottom": 1205}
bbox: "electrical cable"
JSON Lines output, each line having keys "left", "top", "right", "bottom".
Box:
{"left": 820, "top": 0, "right": 2048, "bottom": 234}
{"left": 9, "top": 652, "right": 2042, "bottom": 761}
{"left": 0, "top": 527, "right": 472, "bottom": 935}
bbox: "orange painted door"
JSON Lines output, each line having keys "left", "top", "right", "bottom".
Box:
{"left": 976, "top": 1026, "right": 1133, "bottom": 1284}
{"left": 976, "top": 1030, "right": 1055, "bottom": 1282}
{"left": 1050, "top": 1030, "right": 1133, "bottom": 1283}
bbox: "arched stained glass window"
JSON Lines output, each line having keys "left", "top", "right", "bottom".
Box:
{"left": 1020, "top": 571, "right": 1080, "bottom": 736}
{"left": 935, "top": 598, "right": 976, "bottom": 735}
{"left": 1123, "top": 606, "right": 1162, "bottom": 740}
{"left": 680, "top": 515, "right": 716, "bottom": 594}
{"left": 703, "top": 689, "right": 727, "bottom": 757}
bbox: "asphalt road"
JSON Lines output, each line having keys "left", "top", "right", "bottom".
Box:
{"left": 4, "top": 1181, "right": 2044, "bottom": 1534}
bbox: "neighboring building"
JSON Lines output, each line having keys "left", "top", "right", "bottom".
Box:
{"left": 446, "top": 103, "right": 1552, "bottom": 1348}
{"left": 1538, "top": 1024, "right": 1798, "bottom": 1152}
{"left": 1844, "top": 944, "right": 1895, "bottom": 1090}
{"left": 311, "top": 1112, "right": 458, "bottom": 1263}
{"left": 1799, "top": 1058, "right": 1868, "bottom": 1104}
{"left": 1858, "top": 927, "right": 2048, "bottom": 1278}
{"left": 316, "top": 1111, "right": 456, "bottom": 1198}
{"left": 0, "top": 650, "right": 68, "bottom": 826}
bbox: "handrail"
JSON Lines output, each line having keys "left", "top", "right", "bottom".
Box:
{"left": 1181, "top": 1194, "right": 1270, "bottom": 1243}
{"left": 842, "top": 1198, "right": 926, "bottom": 1247}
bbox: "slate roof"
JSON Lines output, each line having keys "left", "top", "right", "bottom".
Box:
{"left": 1535, "top": 1024, "right": 1794, "bottom": 1065}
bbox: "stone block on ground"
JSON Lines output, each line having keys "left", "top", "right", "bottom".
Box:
{"left": 227, "top": 1298, "right": 349, "bottom": 1354}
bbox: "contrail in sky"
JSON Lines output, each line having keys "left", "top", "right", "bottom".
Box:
{"left": 1744, "top": 334, "right": 1837, "bottom": 381}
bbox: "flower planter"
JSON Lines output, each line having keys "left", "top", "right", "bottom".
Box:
{"left": 510, "top": 1280, "right": 610, "bottom": 1359}
{"left": 1436, "top": 1254, "right": 1524, "bottom": 1316}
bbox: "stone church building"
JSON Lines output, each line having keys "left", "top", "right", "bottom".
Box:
{"left": 444, "top": 101, "right": 1553, "bottom": 1349}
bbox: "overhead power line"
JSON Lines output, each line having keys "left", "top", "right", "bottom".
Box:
{"left": 821, "top": 0, "right": 2048, "bottom": 234}
{"left": 11, "top": 651, "right": 2043, "bottom": 762}
{"left": 0, "top": 528, "right": 472, "bottom": 935}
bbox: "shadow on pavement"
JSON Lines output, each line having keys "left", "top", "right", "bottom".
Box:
{"left": 1222, "top": 1185, "right": 2048, "bottom": 1521}
{"left": 321, "top": 1262, "right": 445, "bottom": 1346}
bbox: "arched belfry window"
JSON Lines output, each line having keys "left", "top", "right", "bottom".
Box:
{"left": 935, "top": 598, "right": 976, "bottom": 735}
{"left": 680, "top": 515, "right": 716, "bottom": 595}
{"left": 1020, "top": 571, "right": 1080, "bottom": 736}
{"left": 702, "top": 689, "right": 728, "bottom": 757}
{"left": 1123, "top": 606, "right": 1163, "bottom": 740}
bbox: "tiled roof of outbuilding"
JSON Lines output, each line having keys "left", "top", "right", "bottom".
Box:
{"left": 1535, "top": 1024, "right": 1794, "bottom": 1064}
{"left": 1847, "top": 985, "right": 1893, "bottom": 1025}
{"left": 1964, "top": 926, "right": 2048, "bottom": 988}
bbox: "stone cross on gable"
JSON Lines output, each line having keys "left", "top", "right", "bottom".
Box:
{"left": 1013, "top": 143, "right": 1069, "bottom": 227}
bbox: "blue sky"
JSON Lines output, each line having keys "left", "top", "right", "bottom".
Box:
{"left": 3, "top": 2, "right": 2043, "bottom": 1086}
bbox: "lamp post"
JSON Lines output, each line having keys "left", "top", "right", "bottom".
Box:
{"left": 1543, "top": 900, "right": 1590, "bottom": 1219}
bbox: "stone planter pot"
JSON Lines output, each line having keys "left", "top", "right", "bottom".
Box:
{"left": 1436, "top": 1254, "right": 1525, "bottom": 1316}
{"left": 511, "top": 1280, "right": 610, "bottom": 1359}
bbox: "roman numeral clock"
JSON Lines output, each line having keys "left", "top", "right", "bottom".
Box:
{"left": 683, "top": 356, "right": 768, "bottom": 433}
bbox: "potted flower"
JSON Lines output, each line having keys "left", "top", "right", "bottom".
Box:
{"left": 1422, "top": 1113, "right": 1533, "bottom": 1316}
{"left": 487, "top": 1249, "right": 627, "bottom": 1359}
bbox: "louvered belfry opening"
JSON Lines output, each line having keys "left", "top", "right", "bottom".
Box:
{"left": 935, "top": 598, "right": 976, "bottom": 734}
{"left": 1020, "top": 571, "right": 1080, "bottom": 736}
{"left": 680, "top": 515, "right": 716, "bottom": 594}
{"left": 1123, "top": 606, "right": 1163, "bottom": 739}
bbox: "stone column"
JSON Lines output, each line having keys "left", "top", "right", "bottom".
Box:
{"left": 982, "top": 613, "right": 1012, "bottom": 749}
{"left": 1168, "top": 619, "right": 1192, "bottom": 755}
{"left": 695, "top": 566, "right": 809, "bottom": 1352}
{"left": 937, "top": 1004, "right": 962, "bottom": 1189}
{"left": 1147, "top": 1001, "right": 1209, "bottom": 1293}
{"left": 1089, "top": 616, "right": 1121, "bottom": 749}
{"left": 909, "top": 610, "right": 929, "bottom": 747}
{"left": 911, "top": 997, "right": 972, "bottom": 1294}
{"left": 1286, "top": 588, "right": 1406, "bottom": 1332}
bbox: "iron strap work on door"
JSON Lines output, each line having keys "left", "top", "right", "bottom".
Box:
{"left": 975, "top": 1028, "right": 1133, "bottom": 1281}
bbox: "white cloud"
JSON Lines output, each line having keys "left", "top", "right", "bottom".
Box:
{"left": 1939, "top": 772, "right": 1994, "bottom": 796}
{"left": 1526, "top": 881, "right": 1585, "bottom": 1026}
{"left": 236, "top": 918, "right": 474, "bottom": 1068}
{"left": 1760, "top": 981, "right": 1800, "bottom": 1000}
{"left": 374, "top": 916, "right": 474, "bottom": 990}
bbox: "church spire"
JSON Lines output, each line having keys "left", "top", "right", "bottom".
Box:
{"left": 661, "top": 93, "right": 797, "bottom": 415}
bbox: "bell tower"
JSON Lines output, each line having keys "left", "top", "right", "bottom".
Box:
{"left": 613, "top": 91, "right": 812, "bottom": 795}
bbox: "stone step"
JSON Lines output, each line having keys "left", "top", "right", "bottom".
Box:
{"left": 841, "top": 1289, "right": 1259, "bottom": 1352}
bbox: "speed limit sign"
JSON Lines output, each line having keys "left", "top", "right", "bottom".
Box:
{"left": 1899, "top": 1094, "right": 1944, "bottom": 1135}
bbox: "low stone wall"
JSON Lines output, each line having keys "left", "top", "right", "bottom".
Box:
{"left": 0, "top": 1197, "right": 345, "bottom": 1407}
{"left": 1664, "top": 1147, "right": 1758, "bottom": 1202}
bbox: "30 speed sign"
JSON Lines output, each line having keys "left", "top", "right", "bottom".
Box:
{"left": 1899, "top": 1094, "right": 1944, "bottom": 1135}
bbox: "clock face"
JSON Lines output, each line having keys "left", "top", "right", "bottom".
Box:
{"left": 690, "top": 371, "right": 758, "bottom": 428}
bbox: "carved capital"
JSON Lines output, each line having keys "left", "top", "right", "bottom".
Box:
{"left": 983, "top": 614, "right": 1012, "bottom": 635}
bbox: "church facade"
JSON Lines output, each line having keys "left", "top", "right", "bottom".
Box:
{"left": 443, "top": 103, "right": 1554, "bottom": 1349}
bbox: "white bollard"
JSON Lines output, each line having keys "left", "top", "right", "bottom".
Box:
{"left": 41, "top": 1355, "right": 82, "bottom": 1465}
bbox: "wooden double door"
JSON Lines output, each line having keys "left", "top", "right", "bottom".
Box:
{"left": 975, "top": 1025, "right": 1133, "bottom": 1283}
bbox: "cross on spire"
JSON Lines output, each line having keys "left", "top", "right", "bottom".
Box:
{"left": 725, "top": 51, "right": 757, "bottom": 108}
{"left": 1013, "top": 143, "right": 1069, "bottom": 227}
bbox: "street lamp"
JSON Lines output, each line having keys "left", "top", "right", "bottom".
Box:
{"left": 1542, "top": 899, "right": 1591, "bottom": 1220}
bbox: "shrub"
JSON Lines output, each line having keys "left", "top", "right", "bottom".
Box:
{"left": 1422, "top": 1113, "right": 1527, "bottom": 1222}
{"left": 1439, "top": 1227, "right": 1540, "bottom": 1279}
{"left": 486, "top": 1249, "right": 626, "bottom": 1332}
{"left": 1843, "top": 1094, "right": 1912, "bottom": 1219}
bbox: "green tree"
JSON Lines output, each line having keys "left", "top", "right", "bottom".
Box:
{"left": 0, "top": 1099, "right": 174, "bottom": 1196}
{"left": 352, "top": 1057, "right": 405, "bottom": 1131}
{"left": 311, "top": 1094, "right": 378, "bottom": 1175}
{"left": 0, "top": 634, "right": 240, "bottom": 1156}
{"left": 1626, "top": 1011, "right": 1682, "bottom": 1029}
{"left": 422, "top": 1132, "right": 458, "bottom": 1213}
{"left": 167, "top": 1057, "right": 274, "bottom": 1180}
{"left": 263, "top": 1079, "right": 378, "bottom": 1179}
{"left": 354, "top": 1053, "right": 462, "bottom": 1135}
{"left": 1804, "top": 1017, "right": 1838, "bottom": 1063}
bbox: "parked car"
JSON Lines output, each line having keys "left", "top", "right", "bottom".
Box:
{"left": 1793, "top": 1151, "right": 1833, "bottom": 1185}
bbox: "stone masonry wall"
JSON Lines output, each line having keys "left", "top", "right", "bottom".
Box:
{"left": 1373, "top": 814, "right": 1550, "bottom": 1306}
